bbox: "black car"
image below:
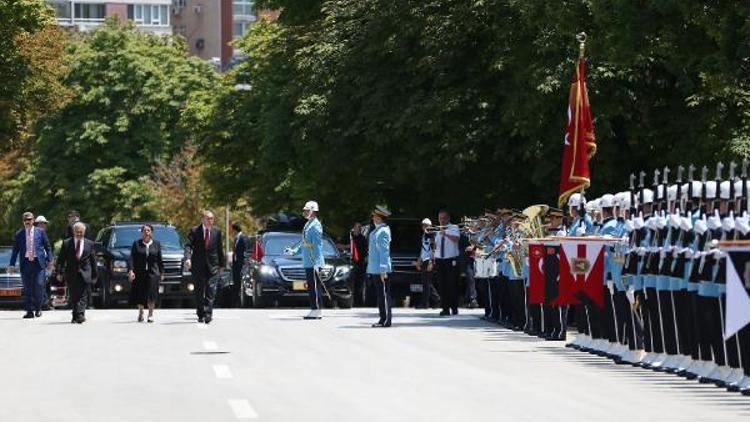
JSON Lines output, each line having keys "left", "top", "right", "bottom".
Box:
{"left": 0, "top": 246, "right": 24, "bottom": 306}
{"left": 239, "top": 230, "right": 354, "bottom": 308}
{"left": 93, "top": 222, "right": 193, "bottom": 307}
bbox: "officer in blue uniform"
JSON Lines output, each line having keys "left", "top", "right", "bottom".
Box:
{"left": 286, "top": 200, "right": 325, "bottom": 320}
{"left": 368, "top": 206, "right": 393, "bottom": 327}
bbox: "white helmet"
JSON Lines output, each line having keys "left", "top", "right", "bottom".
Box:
{"left": 303, "top": 200, "right": 320, "bottom": 212}
{"left": 568, "top": 193, "right": 585, "bottom": 208}
{"left": 641, "top": 188, "right": 655, "bottom": 204}
{"left": 704, "top": 181, "right": 717, "bottom": 199}
{"left": 421, "top": 218, "right": 432, "bottom": 226}
{"left": 720, "top": 180, "right": 731, "bottom": 200}
{"left": 667, "top": 184, "right": 678, "bottom": 201}
{"left": 734, "top": 180, "right": 747, "bottom": 198}
{"left": 615, "top": 192, "right": 631, "bottom": 209}
{"left": 585, "top": 198, "right": 601, "bottom": 213}
{"left": 599, "top": 194, "right": 616, "bottom": 209}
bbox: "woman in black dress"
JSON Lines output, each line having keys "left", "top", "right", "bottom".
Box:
{"left": 128, "top": 224, "right": 164, "bottom": 322}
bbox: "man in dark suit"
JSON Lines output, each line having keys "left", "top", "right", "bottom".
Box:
{"left": 185, "top": 210, "right": 226, "bottom": 324}
{"left": 64, "top": 210, "right": 91, "bottom": 240}
{"left": 9, "top": 212, "right": 54, "bottom": 318}
{"left": 230, "top": 222, "right": 248, "bottom": 307}
{"left": 56, "top": 222, "right": 97, "bottom": 323}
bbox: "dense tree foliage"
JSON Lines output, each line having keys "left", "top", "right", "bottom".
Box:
{"left": 201, "top": 0, "right": 750, "bottom": 234}
{"left": 4, "top": 19, "right": 219, "bottom": 240}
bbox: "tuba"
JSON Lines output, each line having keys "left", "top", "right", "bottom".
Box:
{"left": 506, "top": 205, "right": 549, "bottom": 278}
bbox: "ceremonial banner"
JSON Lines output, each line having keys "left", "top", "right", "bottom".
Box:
{"left": 722, "top": 246, "right": 750, "bottom": 339}
{"left": 349, "top": 234, "right": 360, "bottom": 263}
{"left": 528, "top": 241, "right": 561, "bottom": 305}
{"left": 558, "top": 52, "right": 596, "bottom": 207}
{"left": 556, "top": 237, "right": 607, "bottom": 308}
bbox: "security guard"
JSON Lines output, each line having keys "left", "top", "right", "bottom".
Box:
{"left": 368, "top": 206, "right": 393, "bottom": 327}
{"left": 285, "top": 200, "right": 325, "bottom": 320}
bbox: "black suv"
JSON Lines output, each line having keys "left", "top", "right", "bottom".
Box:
{"left": 93, "top": 222, "right": 192, "bottom": 307}
{"left": 238, "top": 216, "right": 354, "bottom": 308}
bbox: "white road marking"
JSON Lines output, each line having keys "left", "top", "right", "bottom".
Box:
{"left": 203, "top": 341, "right": 218, "bottom": 351}
{"left": 228, "top": 399, "right": 258, "bottom": 419}
{"left": 213, "top": 364, "right": 233, "bottom": 379}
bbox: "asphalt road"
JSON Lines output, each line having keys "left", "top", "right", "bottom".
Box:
{"left": 1, "top": 308, "right": 749, "bottom": 421}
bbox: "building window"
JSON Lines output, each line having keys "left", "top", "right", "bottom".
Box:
{"left": 233, "top": 0, "right": 254, "bottom": 19}
{"left": 127, "top": 4, "right": 170, "bottom": 26}
{"left": 73, "top": 3, "right": 106, "bottom": 21}
{"left": 47, "top": 0, "right": 72, "bottom": 20}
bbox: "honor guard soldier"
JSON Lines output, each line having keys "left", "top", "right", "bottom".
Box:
{"left": 368, "top": 206, "right": 393, "bottom": 327}
{"left": 544, "top": 207, "right": 568, "bottom": 341}
{"left": 286, "top": 201, "right": 325, "bottom": 320}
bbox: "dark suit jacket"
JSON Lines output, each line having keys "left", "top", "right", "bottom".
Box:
{"left": 10, "top": 227, "right": 53, "bottom": 270}
{"left": 185, "top": 225, "right": 225, "bottom": 277}
{"left": 56, "top": 237, "right": 97, "bottom": 284}
{"left": 129, "top": 239, "right": 164, "bottom": 280}
{"left": 232, "top": 233, "right": 249, "bottom": 269}
{"left": 65, "top": 222, "right": 92, "bottom": 240}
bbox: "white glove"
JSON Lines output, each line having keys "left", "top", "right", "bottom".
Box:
{"left": 655, "top": 215, "right": 667, "bottom": 229}
{"left": 712, "top": 250, "right": 723, "bottom": 260}
{"left": 623, "top": 219, "right": 635, "bottom": 232}
{"left": 606, "top": 280, "right": 614, "bottom": 294}
{"left": 637, "top": 247, "right": 647, "bottom": 257}
{"left": 694, "top": 218, "right": 708, "bottom": 235}
{"left": 633, "top": 215, "right": 645, "bottom": 229}
{"left": 736, "top": 216, "right": 750, "bottom": 235}
{"left": 626, "top": 287, "right": 636, "bottom": 304}
{"left": 680, "top": 216, "right": 693, "bottom": 231}
{"left": 575, "top": 225, "right": 586, "bottom": 236}
{"left": 684, "top": 249, "right": 694, "bottom": 259}
{"left": 722, "top": 216, "right": 736, "bottom": 232}
{"left": 707, "top": 211, "right": 722, "bottom": 230}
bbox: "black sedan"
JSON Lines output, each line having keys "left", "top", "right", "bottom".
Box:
{"left": 239, "top": 231, "right": 354, "bottom": 308}
{"left": 0, "top": 246, "right": 23, "bottom": 306}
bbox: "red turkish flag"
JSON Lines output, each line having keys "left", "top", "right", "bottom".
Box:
{"left": 558, "top": 55, "right": 596, "bottom": 207}
{"left": 557, "top": 238, "right": 605, "bottom": 308}
{"left": 350, "top": 234, "right": 360, "bottom": 263}
{"left": 528, "top": 242, "right": 546, "bottom": 304}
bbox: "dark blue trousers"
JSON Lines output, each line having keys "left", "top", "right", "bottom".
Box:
{"left": 305, "top": 268, "right": 322, "bottom": 310}
{"left": 21, "top": 261, "right": 45, "bottom": 312}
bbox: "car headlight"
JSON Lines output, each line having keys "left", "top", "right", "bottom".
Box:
{"left": 259, "top": 264, "right": 278, "bottom": 278}
{"left": 112, "top": 260, "right": 128, "bottom": 273}
{"left": 334, "top": 265, "right": 352, "bottom": 279}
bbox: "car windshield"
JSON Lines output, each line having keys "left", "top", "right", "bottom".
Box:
{"left": 386, "top": 221, "right": 423, "bottom": 254}
{"left": 264, "top": 233, "right": 338, "bottom": 257}
{"left": 110, "top": 227, "right": 183, "bottom": 250}
{"left": 0, "top": 248, "right": 12, "bottom": 266}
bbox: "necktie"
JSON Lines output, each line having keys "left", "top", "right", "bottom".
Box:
{"left": 76, "top": 239, "right": 82, "bottom": 261}
{"left": 26, "top": 229, "right": 34, "bottom": 259}
{"left": 204, "top": 228, "right": 210, "bottom": 249}
{"left": 440, "top": 232, "right": 445, "bottom": 258}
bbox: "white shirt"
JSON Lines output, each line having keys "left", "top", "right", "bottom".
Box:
{"left": 419, "top": 234, "right": 433, "bottom": 261}
{"left": 434, "top": 224, "right": 460, "bottom": 259}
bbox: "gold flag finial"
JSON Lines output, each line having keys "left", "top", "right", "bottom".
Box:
{"left": 576, "top": 32, "right": 587, "bottom": 58}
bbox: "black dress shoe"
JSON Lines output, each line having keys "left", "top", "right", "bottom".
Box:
{"left": 23, "top": 312, "right": 34, "bottom": 319}
{"left": 372, "top": 322, "right": 385, "bottom": 328}
{"left": 75, "top": 317, "right": 86, "bottom": 324}
{"left": 198, "top": 317, "right": 205, "bottom": 323}
{"left": 35, "top": 310, "right": 42, "bottom": 318}
{"left": 741, "top": 387, "right": 750, "bottom": 396}
{"left": 71, "top": 317, "right": 76, "bottom": 323}
{"left": 204, "top": 316, "right": 212, "bottom": 324}
{"left": 439, "top": 310, "right": 450, "bottom": 317}
{"left": 451, "top": 308, "right": 458, "bottom": 315}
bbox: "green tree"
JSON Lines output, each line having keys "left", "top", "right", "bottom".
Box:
{"left": 13, "top": 18, "right": 218, "bottom": 240}
{"left": 204, "top": 1, "right": 750, "bottom": 235}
